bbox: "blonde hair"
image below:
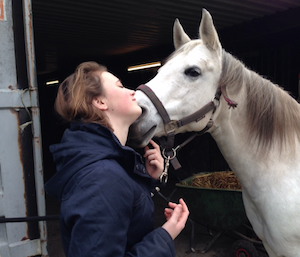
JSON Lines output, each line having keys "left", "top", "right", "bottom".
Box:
{"left": 54, "top": 61, "right": 112, "bottom": 130}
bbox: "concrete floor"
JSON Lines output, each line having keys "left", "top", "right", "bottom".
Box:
{"left": 45, "top": 180, "right": 267, "bottom": 257}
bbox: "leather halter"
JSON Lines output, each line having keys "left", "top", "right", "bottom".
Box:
{"left": 136, "top": 84, "right": 221, "bottom": 170}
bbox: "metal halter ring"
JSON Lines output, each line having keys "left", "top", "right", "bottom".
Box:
{"left": 162, "top": 147, "right": 178, "bottom": 160}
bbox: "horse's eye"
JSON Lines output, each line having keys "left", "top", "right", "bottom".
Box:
{"left": 184, "top": 67, "right": 201, "bottom": 77}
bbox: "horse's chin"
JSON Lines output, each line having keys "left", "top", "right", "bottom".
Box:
{"left": 127, "top": 126, "right": 157, "bottom": 148}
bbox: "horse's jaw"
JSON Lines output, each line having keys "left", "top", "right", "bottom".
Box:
{"left": 128, "top": 120, "right": 157, "bottom": 148}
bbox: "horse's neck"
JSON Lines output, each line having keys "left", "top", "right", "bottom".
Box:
{"left": 210, "top": 77, "right": 269, "bottom": 187}
{"left": 210, "top": 101, "right": 256, "bottom": 178}
{"left": 210, "top": 83, "right": 300, "bottom": 188}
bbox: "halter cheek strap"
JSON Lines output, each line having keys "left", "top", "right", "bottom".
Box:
{"left": 137, "top": 85, "right": 175, "bottom": 150}
{"left": 137, "top": 85, "right": 220, "bottom": 132}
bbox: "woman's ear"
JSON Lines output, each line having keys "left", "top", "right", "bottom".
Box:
{"left": 92, "top": 97, "right": 107, "bottom": 111}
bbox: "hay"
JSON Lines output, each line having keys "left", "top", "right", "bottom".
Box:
{"left": 183, "top": 171, "right": 242, "bottom": 190}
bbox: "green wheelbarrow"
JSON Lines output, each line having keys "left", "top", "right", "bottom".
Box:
{"left": 176, "top": 172, "right": 264, "bottom": 257}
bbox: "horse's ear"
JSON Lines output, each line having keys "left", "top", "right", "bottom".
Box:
{"left": 199, "top": 9, "right": 222, "bottom": 55}
{"left": 173, "top": 19, "right": 191, "bottom": 49}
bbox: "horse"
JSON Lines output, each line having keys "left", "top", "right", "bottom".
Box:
{"left": 128, "top": 9, "right": 300, "bottom": 257}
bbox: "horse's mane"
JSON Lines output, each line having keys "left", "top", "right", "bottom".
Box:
{"left": 221, "top": 50, "right": 300, "bottom": 154}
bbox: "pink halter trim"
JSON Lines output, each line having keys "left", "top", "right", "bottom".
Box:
{"left": 220, "top": 85, "right": 238, "bottom": 109}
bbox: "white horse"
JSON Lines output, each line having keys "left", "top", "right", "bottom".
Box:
{"left": 129, "top": 9, "right": 300, "bottom": 257}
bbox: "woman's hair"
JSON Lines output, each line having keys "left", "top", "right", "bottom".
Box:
{"left": 54, "top": 61, "right": 113, "bottom": 130}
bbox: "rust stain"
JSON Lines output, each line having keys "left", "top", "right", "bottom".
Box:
{"left": 31, "top": 108, "right": 38, "bottom": 115}
{"left": 7, "top": 110, "right": 24, "bottom": 177}
{"left": 37, "top": 219, "right": 48, "bottom": 242}
{"left": 27, "top": 0, "right": 36, "bottom": 90}
{"left": 8, "top": 85, "right": 18, "bottom": 90}
{"left": 0, "top": 0, "right": 4, "bottom": 21}
{"left": 34, "top": 137, "right": 41, "bottom": 149}
{"left": 42, "top": 221, "right": 47, "bottom": 238}
{"left": 21, "top": 236, "right": 29, "bottom": 241}
{"left": 9, "top": 109, "right": 19, "bottom": 115}
{"left": 13, "top": 109, "right": 29, "bottom": 235}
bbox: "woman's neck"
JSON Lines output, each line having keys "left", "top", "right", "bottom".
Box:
{"left": 109, "top": 120, "right": 130, "bottom": 146}
{"left": 113, "top": 129, "right": 128, "bottom": 146}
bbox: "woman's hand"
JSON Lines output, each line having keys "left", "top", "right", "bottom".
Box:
{"left": 143, "top": 140, "right": 164, "bottom": 180}
{"left": 162, "top": 198, "right": 189, "bottom": 240}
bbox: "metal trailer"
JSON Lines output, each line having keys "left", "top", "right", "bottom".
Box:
{"left": 0, "top": 0, "right": 48, "bottom": 256}
{"left": 176, "top": 172, "right": 264, "bottom": 257}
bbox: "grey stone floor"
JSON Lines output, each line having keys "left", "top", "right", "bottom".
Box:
{"left": 45, "top": 180, "right": 267, "bottom": 257}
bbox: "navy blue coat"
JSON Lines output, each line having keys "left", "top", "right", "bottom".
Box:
{"left": 45, "top": 122, "right": 175, "bottom": 257}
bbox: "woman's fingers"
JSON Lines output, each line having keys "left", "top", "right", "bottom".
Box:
{"left": 143, "top": 139, "right": 164, "bottom": 179}
{"left": 162, "top": 199, "right": 189, "bottom": 239}
{"left": 164, "top": 208, "right": 173, "bottom": 221}
{"left": 148, "top": 139, "right": 160, "bottom": 150}
{"left": 168, "top": 202, "right": 177, "bottom": 209}
{"left": 177, "top": 198, "right": 189, "bottom": 224}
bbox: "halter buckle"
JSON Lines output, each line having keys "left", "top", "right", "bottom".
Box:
{"left": 164, "top": 120, "right": 177, "bottom": 135}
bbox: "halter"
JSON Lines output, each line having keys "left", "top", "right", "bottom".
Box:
{"left": 137, "top": 84, "right": 222, "bottom": 183}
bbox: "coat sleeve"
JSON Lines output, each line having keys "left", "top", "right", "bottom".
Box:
{"left": 126, "top": 227, "right": 176, "bottom": 257}
{"left": 61, "top": 168, "right": 176, "bottom": 257}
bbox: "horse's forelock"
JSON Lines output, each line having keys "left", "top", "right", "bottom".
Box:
{"left": 164, "top": 41, "right": 201, "bottom": 64}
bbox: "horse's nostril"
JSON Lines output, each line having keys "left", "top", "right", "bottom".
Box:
{"left": 141, "top": 107, "right": 147, "bottom": 116}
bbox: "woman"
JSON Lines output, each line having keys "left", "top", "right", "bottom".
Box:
{"left": 45, "top": 61, "right": 189, "bottom": 257}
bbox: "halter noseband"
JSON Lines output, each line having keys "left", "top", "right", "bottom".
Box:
{"left": 136, "top": 84, "right": 222, "bottom": 178}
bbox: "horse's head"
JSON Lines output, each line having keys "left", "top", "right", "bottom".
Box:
{"left": 128, "top": 9, "right": 222, "bottom": 147}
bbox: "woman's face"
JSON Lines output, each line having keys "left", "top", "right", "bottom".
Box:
{"left": 99, "top": 71, "right": 142, "bottom": 125}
